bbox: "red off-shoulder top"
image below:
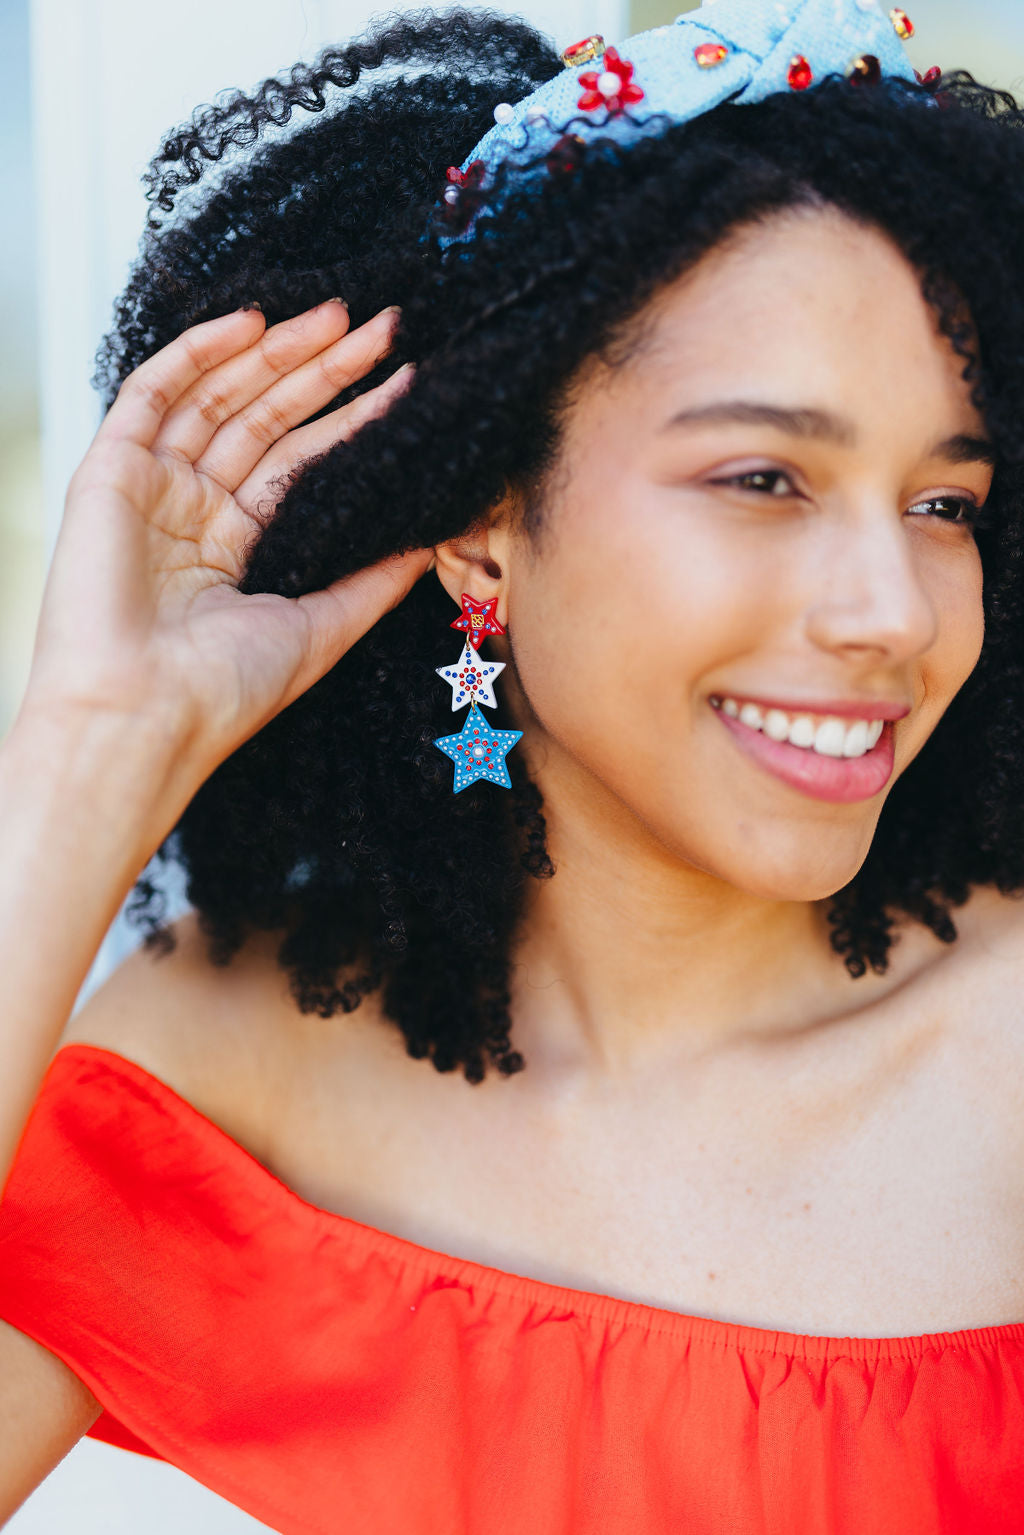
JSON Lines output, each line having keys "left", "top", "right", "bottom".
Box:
{"left": 0, "top": 1043, "right": 1022, "bottom": 1534}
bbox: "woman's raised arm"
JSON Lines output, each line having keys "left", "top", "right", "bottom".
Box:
{"left": 0, "top": 298, "right": 430, "bottom": 1190}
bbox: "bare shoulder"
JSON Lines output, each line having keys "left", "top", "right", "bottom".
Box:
{"left": 926, "top": 881, "right": 1024, "bottom": 1113}
{"left": 56, "top": 910, "right": 302, "bottom": 1163}
{"left": 945, "top": 880, "right": 1024, "bottom": 975}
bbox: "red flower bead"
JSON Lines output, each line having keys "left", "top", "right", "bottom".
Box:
{"left": 577, "top": 46, "right": 644, "bottom": 115}
{"left": 787, "top": 54, "right": 813, "bottom": 91}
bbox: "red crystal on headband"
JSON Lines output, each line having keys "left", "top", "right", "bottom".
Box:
{"left": 787, "top": 55, "right": 813, "bottom": 91}
{"left": 546, "top": 133, "right": 586, "bottom": 176}
{"left": 446, "top": 160, "right": 485, "bottom": 189}
{"left": 450, "top": 593, "right": 506, "bottom": 651}
{"left": 577, "top": 47, "right": 645, "bottom": 115}
{"left": 916, "top": 65, "right": 942, "bottom": 91}
{"left": 561, "top": 34, "right": 605, "bottom": 69}
{"left": 694, "top": 42, "right": 729, "bottom": 69}
{"left": 890, "top": 8, "right": 914, "bottom": 40}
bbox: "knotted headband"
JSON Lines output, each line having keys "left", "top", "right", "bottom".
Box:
{"left": 435, "top": 0, "right": 926, "bottom": 245}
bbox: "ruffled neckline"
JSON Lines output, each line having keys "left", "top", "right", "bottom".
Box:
{"left": 51, "top": 1042, "right": 1024, "bottom": 1363}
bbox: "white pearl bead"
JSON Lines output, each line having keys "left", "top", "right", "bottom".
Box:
{"left": 443, "top": 187, "right": 460, "bottom": 205}
{"left": 597, "top": 71, "right": 621, "bottom": 97}
{"left": 493, "top": 102, "right": 515, "bottom": 125}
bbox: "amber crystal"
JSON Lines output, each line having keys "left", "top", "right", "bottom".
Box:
{"left": 694, "top": 42, "right": 729, "bottom": 69}
{"left": 889, "top": 8, "right": 914, "bottom": 39}
{"left": 847, "top": 53, "right": 881, "bottom": 86}
{"left": 787, "top": 54, "right": 813, "bottom": 91}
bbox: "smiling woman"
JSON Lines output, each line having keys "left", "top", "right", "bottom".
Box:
{"left": 3, "top": 2, "right": 1024, "bottom": 1532}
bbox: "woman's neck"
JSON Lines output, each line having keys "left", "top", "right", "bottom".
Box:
{"left": 510, "top": 785, "right": 875, "bottom": 1086}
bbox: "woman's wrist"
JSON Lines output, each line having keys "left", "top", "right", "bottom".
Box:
{"left": 1, "top": 699, "right": 196, "bottom": 879}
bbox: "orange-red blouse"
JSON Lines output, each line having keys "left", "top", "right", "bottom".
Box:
{"left": 0, "top": 1043, "right": 1022, "bottom": 1534}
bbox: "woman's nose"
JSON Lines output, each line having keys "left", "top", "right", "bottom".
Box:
{"left": 802, "top": 510, "right": 940, "bottom": 665}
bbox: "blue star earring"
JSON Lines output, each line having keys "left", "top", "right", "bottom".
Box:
{"left": 433, "top": 593, "right": 522, "bottom": 793}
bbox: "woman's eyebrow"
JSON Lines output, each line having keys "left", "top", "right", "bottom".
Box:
{"left": 659, "top": 401, "right": 856, "bottom": 444}
{"left": 936, "top": 432, "right": 997, "bottom": 467}
{"left": 659, "top": 401, "right": 996, "bottom": 466}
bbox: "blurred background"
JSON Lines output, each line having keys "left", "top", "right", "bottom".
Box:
{"left": 3, "top": 0, "right": 1023, "bottom": 1530}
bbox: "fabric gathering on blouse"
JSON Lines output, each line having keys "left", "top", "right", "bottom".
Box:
{"left": 0, "top": 1043, "right": 1022, "bottom": 1534}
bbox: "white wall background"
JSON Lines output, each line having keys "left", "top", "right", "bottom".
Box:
{"left": 15, "top": 5, "right": 629, "bottom": 1530}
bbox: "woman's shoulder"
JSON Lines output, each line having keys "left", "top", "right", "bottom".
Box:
{"left": 55, "top": 910, "right": 317, "bottom": 1170}
{"left": 896, "top": 883, "right": 1024, "bottom": 1141}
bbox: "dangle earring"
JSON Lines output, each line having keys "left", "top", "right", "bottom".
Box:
{"left": 433, "top": 593, "right": 523, "bottom": 793}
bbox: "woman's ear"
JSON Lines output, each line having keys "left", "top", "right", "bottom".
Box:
{"left": 433, "top": 503, "right": 514, "bottom": 628}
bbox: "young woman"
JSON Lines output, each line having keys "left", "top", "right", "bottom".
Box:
{"left": 1, "top": 2, "right": 1023, "bottom": 1529}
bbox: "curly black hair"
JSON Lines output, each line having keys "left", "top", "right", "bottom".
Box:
{"left": 95, "top": 7, "right": 1024, "bottom": 1084}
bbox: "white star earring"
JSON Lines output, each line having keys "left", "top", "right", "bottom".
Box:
{"left": 436, "top": 640, "right": 506, "bottom": 710}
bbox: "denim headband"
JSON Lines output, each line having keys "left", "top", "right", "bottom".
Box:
{"left": 436, "top": 0, "right": 924, "bottom": 245}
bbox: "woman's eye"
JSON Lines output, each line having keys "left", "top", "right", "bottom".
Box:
{"left": 906, "top": 495, "right": 984, "bottom": 527}
{"left": 714, "top": 469, "right": 799, "bottom": 497}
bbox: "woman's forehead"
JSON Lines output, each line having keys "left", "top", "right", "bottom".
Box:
{"left": 578, "top": 206, "right": 981, "bottom": 428}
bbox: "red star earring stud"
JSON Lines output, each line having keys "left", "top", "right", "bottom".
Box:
{"left": 449, "top": 592, "right": 506, "bottom": 650}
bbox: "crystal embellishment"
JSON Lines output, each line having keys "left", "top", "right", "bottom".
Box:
{"left": 847, "top": 53, "right": 881, "bottom": 84}
{"left": 694, "top": 42, "right": 729, "bottom": 68}
{"left": 561, "top": 34, "right": 605, "bottom": 68}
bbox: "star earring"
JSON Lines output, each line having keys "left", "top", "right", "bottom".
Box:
{"left": 433, "top": 592, "right": 523, "bottom": 793}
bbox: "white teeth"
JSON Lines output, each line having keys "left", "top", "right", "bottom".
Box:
{"left": 842, "top": 720, "right": 869, "bottom": 758}
{"left": 763, "top": 709, "right": 790, "bottom": 742}
{"left": 813, "top": 719, "right": 847, "bottom": 757}
{"left": 714, "top": 696, "right": 891, "bottom": 760}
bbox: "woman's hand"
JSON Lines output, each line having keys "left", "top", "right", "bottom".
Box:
{"left": 19, "top": 299, "right": 430, "bottom": 778}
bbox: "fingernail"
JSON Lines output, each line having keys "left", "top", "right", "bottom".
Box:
{"left": 241, "top": 300, "right": 263, "bottom": 312}
{"left": 382, "top": 305, "right": 402, "bottom": 317}
{"left": 328, "top": 296, "right": 349, "bottom": 309}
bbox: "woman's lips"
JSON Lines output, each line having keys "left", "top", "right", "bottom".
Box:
{"left": 714, "top": 706, "right": 896, "bottom": 803}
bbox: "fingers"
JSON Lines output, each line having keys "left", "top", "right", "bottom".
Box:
{"left": 192, "top": 306, "right": 402, "bottom": 490}
{"left": 232, "top": 363, "right": 416, "bottom": 513}
{"left": 96, "top": 308, "right": 267, "bottom": 451}
{"left": 284, "top": 548, "right": 436, "bottom": 706}
{"left": 150, "top": 298, "right": 355, "bottom": 466}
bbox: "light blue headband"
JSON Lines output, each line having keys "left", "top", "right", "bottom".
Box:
{"left": 437, "top": 0, "right": 924, "bottom": 243}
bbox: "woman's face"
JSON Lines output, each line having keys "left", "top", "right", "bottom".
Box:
{"left": 493, "top": 205, "right": 994, "bottom": 901}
